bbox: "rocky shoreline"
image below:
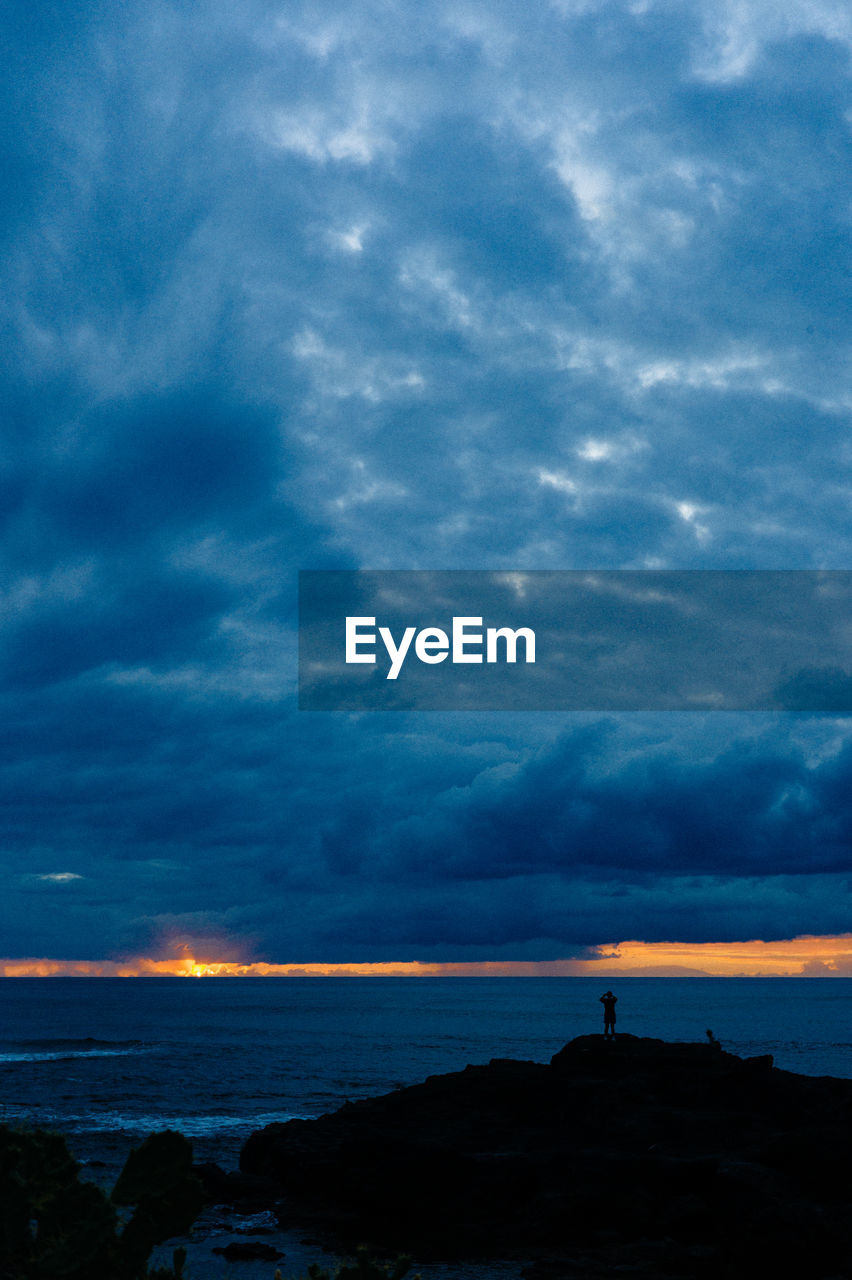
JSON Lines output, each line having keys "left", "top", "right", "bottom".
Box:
{"left": 197, "top": 1035, "right": 852, "bottom": 1278}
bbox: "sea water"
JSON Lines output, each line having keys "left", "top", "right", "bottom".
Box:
{"left": 1, "top": 977, "right": 850, "bottom": 1277}
{"left": 2, "top": 976, "right": 851, "bottom": 1170}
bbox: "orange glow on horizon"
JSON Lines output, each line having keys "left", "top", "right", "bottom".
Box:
{"left": 573, "top": 935, "right": 852, "bottom": 976}
{"left": 3, "top": 934, "right": 852, "bottom": 977}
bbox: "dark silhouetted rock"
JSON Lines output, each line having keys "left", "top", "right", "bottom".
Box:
{"left": 239, "top": 1035, "right": 852, "bottom": 1278}
{"left": 194, "top": 1160, "right": 280, "bottom": 1211}
{"left": 212, "top": 1239, "right": 284, "bottom": 1261}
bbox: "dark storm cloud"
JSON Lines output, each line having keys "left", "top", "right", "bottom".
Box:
{"left": 43, "top": 393, "right": 280, "bottom": 548}
{"left": 5, "top": 690, "right": 852, "bottom": 959}
{"left": 1, "top": 0, "right": 851, "bottom": 958}
{"left": 421, "top": 729, "right": 850, "bottom": 880}
{"left": 308, "top": 720, "right": 852, "bottom": 887}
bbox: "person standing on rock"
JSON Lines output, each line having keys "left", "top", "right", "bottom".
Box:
{"left": 600, "top": 990, "right": 617, "bottom": 1038}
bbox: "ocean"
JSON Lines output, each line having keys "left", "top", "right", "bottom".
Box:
{"left": 2, "top": 976, "right": 850, "bottom": 1277}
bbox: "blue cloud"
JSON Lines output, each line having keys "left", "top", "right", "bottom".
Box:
{"left": 2, "top": 0, "right": 851, "bottom": 958}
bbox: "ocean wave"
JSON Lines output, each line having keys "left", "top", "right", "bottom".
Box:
{"left": 79, "top": 1110, "right": 302, "bottom": 1137}
{"left": 15, "top": 1109, "right": 302, "bottom": 1137}
{"left": 0, "top": 1038, "right": 147, "bottom": 1064}
{"left": 0, "top": 1104, "right": 305, "bottom": 1137}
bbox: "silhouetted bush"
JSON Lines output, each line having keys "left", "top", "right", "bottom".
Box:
{"left": 0, "top": 1124, "right": 201, "bottom": 1279}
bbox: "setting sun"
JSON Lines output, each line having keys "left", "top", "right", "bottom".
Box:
{"left": 4, "top": 935, "right": 852, "bottom": 978}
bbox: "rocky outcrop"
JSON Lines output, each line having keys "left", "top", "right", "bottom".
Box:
{"left": 238, "top": 1035, "right": 852, "bottom": 1277}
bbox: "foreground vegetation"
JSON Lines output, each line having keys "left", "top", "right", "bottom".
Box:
{"left": 0, "top": 1124, "right": 420, "bottom": 1280}
{"left": 0, "top": 1124, "right": 201, "bottom": 1279}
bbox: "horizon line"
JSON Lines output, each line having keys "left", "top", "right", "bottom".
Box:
{"left": 3, "top": 934, "right": 852, "bottom": 978}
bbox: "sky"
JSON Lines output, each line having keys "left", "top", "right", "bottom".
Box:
{"left": 2, "top": 0, "right": 852, "bottom": 974}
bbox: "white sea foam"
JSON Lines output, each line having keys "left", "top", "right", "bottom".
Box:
{"left": 0, "top": 1047, "right": 146, "bottom": 1063}
{"left": 69, "top": 1110, "right": 301, "bottom": 1136}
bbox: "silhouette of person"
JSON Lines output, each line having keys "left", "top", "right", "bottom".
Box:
{"left": 600, "top": 990, "right": 617, "bottom": 1038}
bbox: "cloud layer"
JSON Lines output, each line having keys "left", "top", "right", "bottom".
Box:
{"left": 2, "top": 0, "right": 851, "bottom": 959}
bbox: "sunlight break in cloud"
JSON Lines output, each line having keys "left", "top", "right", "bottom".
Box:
{"left": 5, "top": 936, "right": 852, "bottom": 978}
